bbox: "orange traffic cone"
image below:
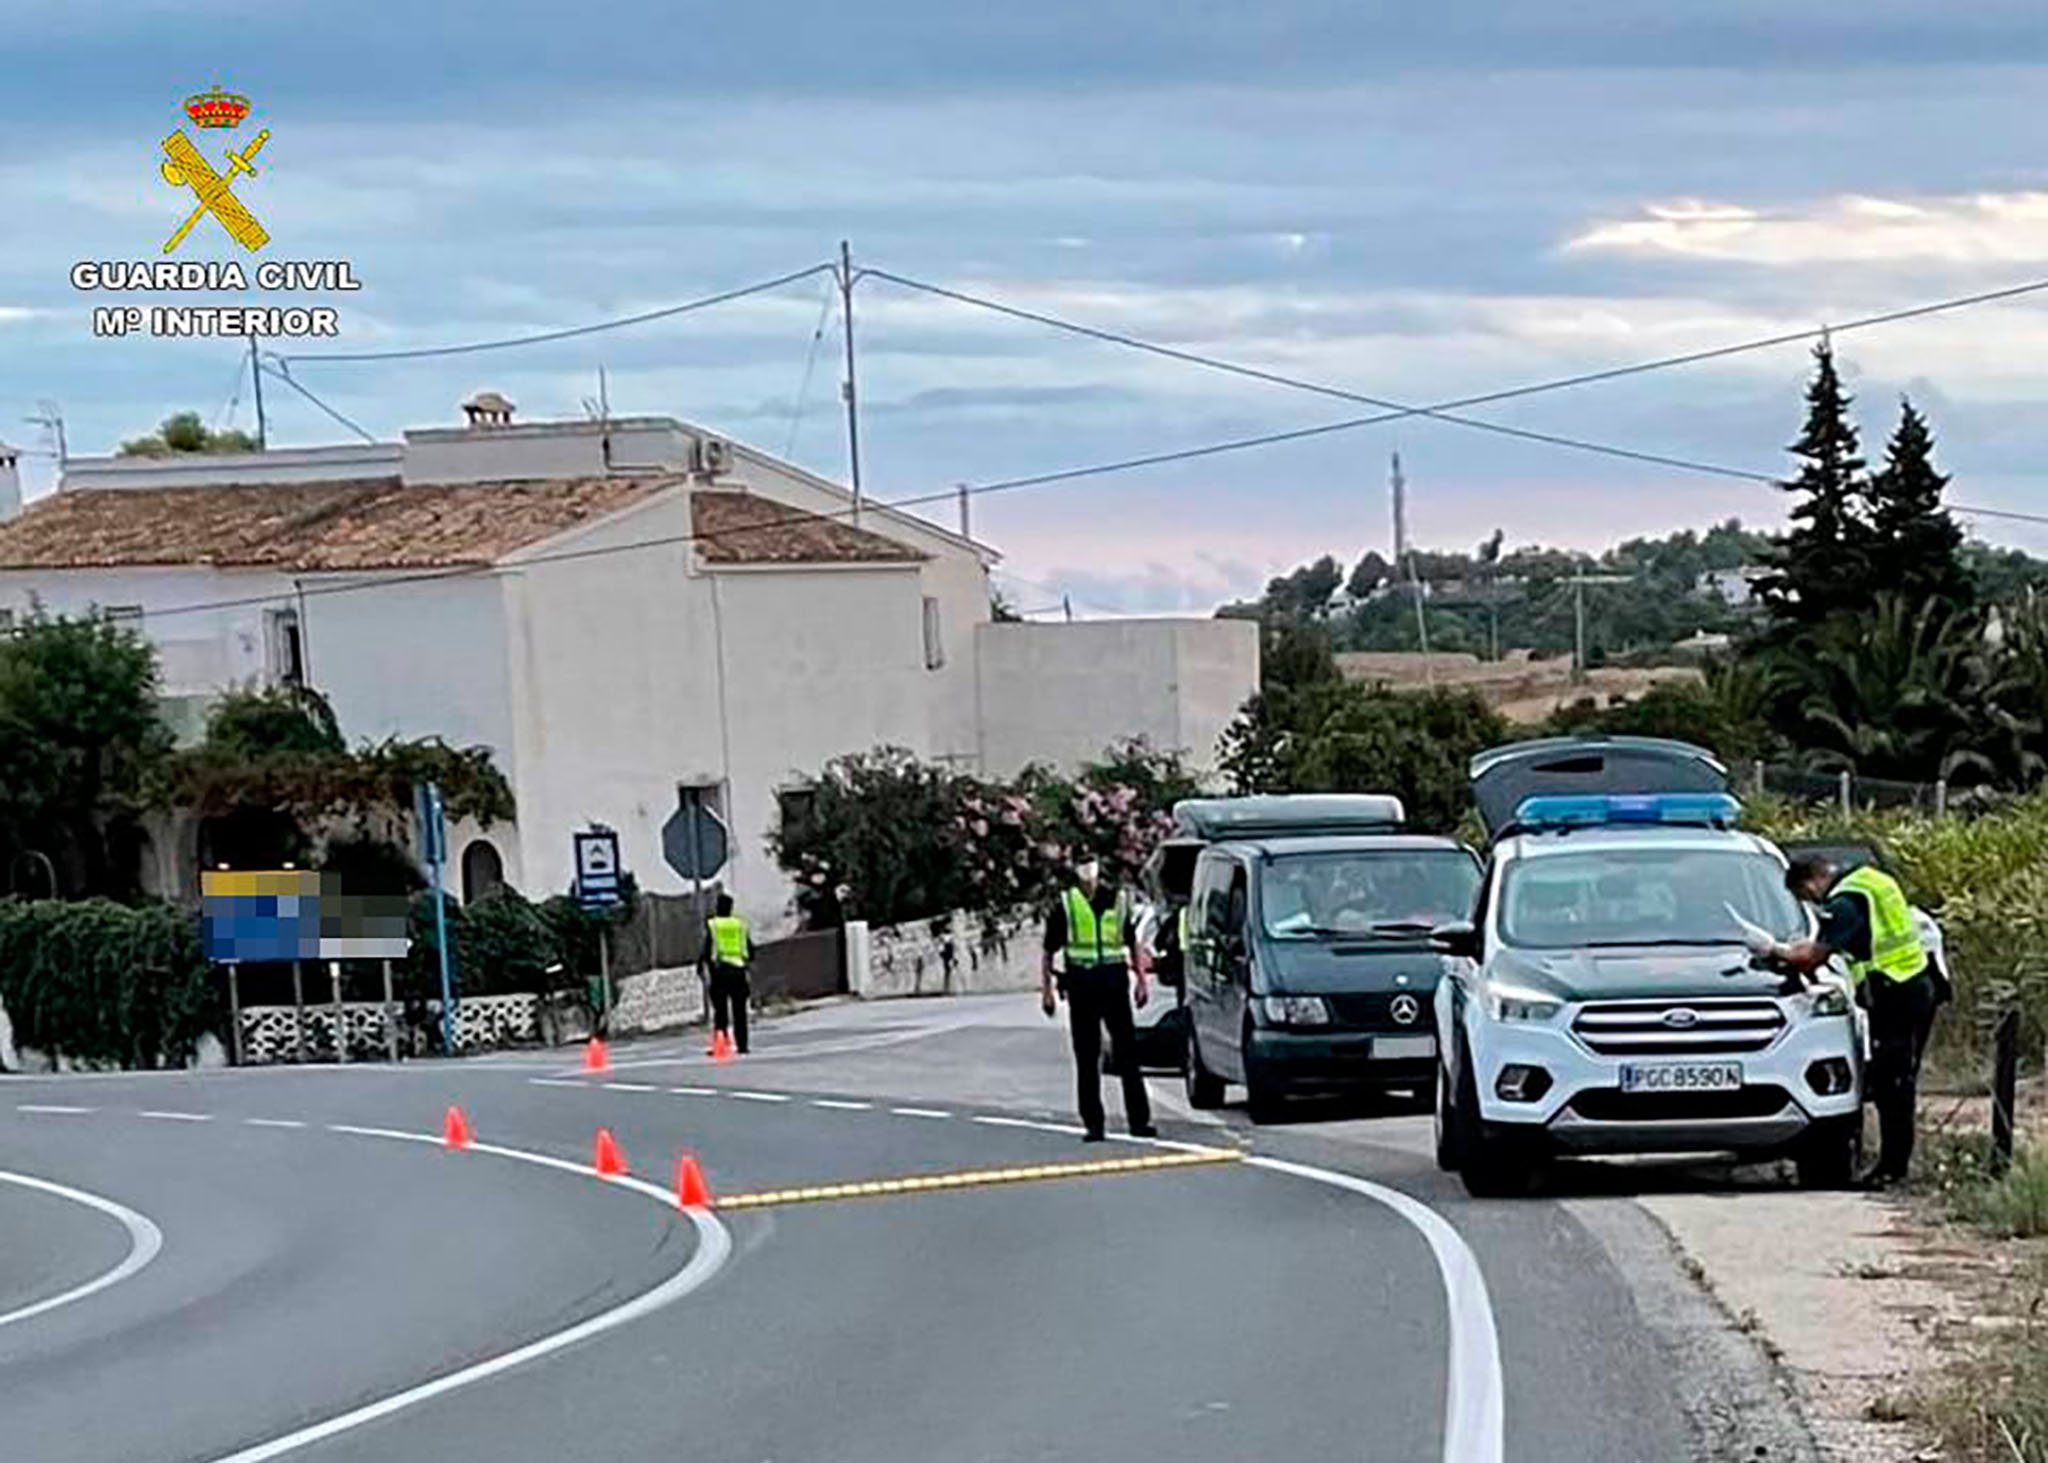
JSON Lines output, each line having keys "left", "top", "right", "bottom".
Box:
{"left": 583, "top": 1036, "right": 610, "bottom": 1073}
{"left": 675, "top": 1152, "right": 715, "bottom": 1209}
{"left": 710, "top": 1028, "right": 736, "bottom": 1063}
{"left": 443, "top": 1105, "right": 473, "bottom": 1150}
{"left": 593, "top": 1127, "right": 627, "bottom": 1178}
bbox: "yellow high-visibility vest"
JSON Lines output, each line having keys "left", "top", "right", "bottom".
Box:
{"left": 1062, "top": 887, "right": 1126, "bottom": 969}
{"left": 707, "top": 915, "right": 750, "bottom": 967}
{"left": 1833, "top": 867, "right": 1927, "bottom": 986}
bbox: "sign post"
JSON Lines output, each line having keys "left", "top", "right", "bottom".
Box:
{"left": 416, "top": 782, "right": 456, "bottom": 1056}
{"left": 574, "top": 826, "right": 624, "bottom": 1030}
{"left": 662, "top": 788, "right": 730, "bottom": 964}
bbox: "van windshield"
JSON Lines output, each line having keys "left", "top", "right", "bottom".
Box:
{"left": 1261, "top": 850, "right": 1479, "bottom": 939}
{"left": 1499, "top": 846, "right": 1804, "bottom": 949}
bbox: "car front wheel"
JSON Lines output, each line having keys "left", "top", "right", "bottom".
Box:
{"left": 1433, "top": 1062, "right": 1461, "bottom": 1172}
{"left": 1794, "top": 1115, "right": 1861, "bottom": 1190}
{"left": 1455, "top": 1041, "right": 1540, "bottom": 1198}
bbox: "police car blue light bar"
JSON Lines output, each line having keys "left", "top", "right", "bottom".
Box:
{"left": 1511, "top": 792, "right": 1743, "bottom": 830}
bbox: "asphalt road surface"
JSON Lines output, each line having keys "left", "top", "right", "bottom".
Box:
{"left": 0, "top": 996, "right": 1802, "bottom": 1463}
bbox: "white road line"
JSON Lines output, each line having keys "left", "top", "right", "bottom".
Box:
{"left": 1245, "top": 1155, "right": 1504, "bottom": 1463}
{"left": 15, "top": 1104, "right": 92, "bottom": 1115}
{"left": 890, "top": 1106, "right": 950, "bottom": 1119}
{"left": 727, "top": 1091, "right": 790, "bottom": 1104}
{"left": 810, "top": 1099, "right": 873, "bottom": 1111}
{"left": 0, "top": 1171, "right": 164, "bottom": 1331}
{"left": 603, "top": 1082, "right": 658, "bottom": 1093}
{"left": 527, "top": 1078, "right": 586, "bottom": 1089}
{"left": 200, "top": 1128, "right": 732, "bottom": 1463}
{"left": 137, "top": 1110, "right": 212, "bottom": 1122}
{"left": 970, "top": 1115, "right": 1040, "bottom": 1129}
{"left": 669, "top": 1085, "right": 718, "bottom": 1096}
{"left": 244, "top": 1118, "right": 307, "bottom": 1130}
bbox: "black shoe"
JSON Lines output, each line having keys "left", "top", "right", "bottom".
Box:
{"left": 1082, "top": 1130, "right": 1107, "bottom": 1143}
{"left": 1130, "top": 1124, "right": 1159, "bottom": 1139}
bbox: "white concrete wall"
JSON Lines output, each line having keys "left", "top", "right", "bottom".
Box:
{"left": 301, "top": 571, "right": 516, "bottom": 764}
{"left": 0, "top": 564, "right": 293, "bottom": 699}
{"left": 61, "top": 444, "right": 401, "bottom": 489}
{"left": 974, "top": 617, "right": 1259, "bottom": 779}
{"left": 495, "top": 488, "right": 931, "bottom": 932}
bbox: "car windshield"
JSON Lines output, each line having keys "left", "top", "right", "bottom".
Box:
{"left": 1260, "top": 849, "right": 1479, "bottom": 939}
{"left": 1499, "top": 846, "right": 1805, "bottom": 950}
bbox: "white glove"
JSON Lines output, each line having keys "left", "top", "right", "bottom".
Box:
{"left": 1724, "top": 903, "right": 1779, "bottom": 958}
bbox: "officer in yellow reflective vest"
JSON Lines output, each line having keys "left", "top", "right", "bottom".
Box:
{"left": 702, "top": 893, "right": 753, "bottom": 1055}
{"left": 1772, "top": 856, "right": 1936, "bottom": 1187}
{"left": 1041, "top": 856, "right": 1156, "bottom": 1142}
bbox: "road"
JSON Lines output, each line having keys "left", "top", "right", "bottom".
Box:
{"left": 0, "top": 996, "right": 1807, "bottom": 1463}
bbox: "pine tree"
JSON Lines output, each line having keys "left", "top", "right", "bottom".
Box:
{"left": 1865, "top": 398, "right": 1971, "bottom": 610}
{"left": 1757, "top": 340, "right": 1872, "bottom": 632}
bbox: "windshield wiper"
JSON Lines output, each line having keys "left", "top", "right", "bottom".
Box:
{"left": 1369, "top": 920, "right": 1441, "bottom": 935}
{"left": 1583, "top": 937, "right": 1743, "bottom": 949}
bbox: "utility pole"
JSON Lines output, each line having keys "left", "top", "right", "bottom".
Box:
{"left": 957, "top": 482, "right": 971, "bottom": 540}
{"left": 26, "top": 402, "right": 66, "bottom": 469}
{"left": 248, "top": 334, "right": 267, "bottom": 449}
{"left": 1565, "top": 570, "right": 1632, "bottom": 684}
{"left": 1063, "top": 594, "right": 1074, "bottom": 623}
{"left": 838, "top": 240, "right": 863, "bottom": 524}
{"left": 1392, "top": 454, "right": 1433, "bottom": 686}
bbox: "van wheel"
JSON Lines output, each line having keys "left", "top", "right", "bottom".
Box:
{"left": 1434, "top": 1063, "right": 1461, "bottom": 1172}
{"left": 1455, "top": 1043, "right": 1540, "bottom": 1198}
{"left": 1183, "top": 1030, "right": 1225, "bottom": 1110}
{"left": 1795, "top": 1116, "right": 1860, "bottom": 1190}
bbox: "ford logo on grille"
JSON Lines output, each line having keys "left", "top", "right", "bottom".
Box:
{"left": 1390, "top": 994, "right": 1421, "bottom": 1025}
{"left": 1662, "top": 1008, "right": 1700, "bottom": 1029}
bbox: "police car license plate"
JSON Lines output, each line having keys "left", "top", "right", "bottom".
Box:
{"left": 1618, "top": 1062, "right": 1741, "bottom": 1093}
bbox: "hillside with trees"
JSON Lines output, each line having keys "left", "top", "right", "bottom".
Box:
{"left": 1219, "top": 342, "right": 2048, "bottom": 795}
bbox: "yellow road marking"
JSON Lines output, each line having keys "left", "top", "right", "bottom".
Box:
{"left": 712, "top": 1146, "right": 1241, "bottom": 1211}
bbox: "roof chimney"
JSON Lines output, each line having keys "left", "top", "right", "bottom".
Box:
{"left": 461, "top": 391, "right": 515, "bottom": 429}
{"left": 0, "top": 442, "right": 20, "bottom": 522}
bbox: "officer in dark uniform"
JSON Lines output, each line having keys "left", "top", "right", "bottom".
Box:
{"left": 1041, "top": 856, "right": 1156, "bottom": 1142}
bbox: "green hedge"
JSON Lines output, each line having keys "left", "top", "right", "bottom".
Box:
{"left": 0, "top": 899, "right": 222, "bottom": 1069}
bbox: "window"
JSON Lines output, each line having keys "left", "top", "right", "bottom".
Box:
{"left": 460, "top": 840, "right": 506, "bottom": 904}
{"left": 921, "top": 596, "right": 945, "bottom": 670}
{"left": 1191, "top": 856, "right": 1234, "bottom": 940}
{"left": 1259, "top": 849, "right": 1482, "bottom": 940}
{"left": 268, "top": 609, "right": 305, "bottom": 686}
{"left": 1499, "top": 848, "right": 1803, "bottom": 951}
{"left": 0, "top": 608, "right": 13, "bottom": 635}
{"left": 777, "top": 787, "right": 819, "bottom": 843}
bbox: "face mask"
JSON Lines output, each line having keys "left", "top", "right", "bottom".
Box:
{"left": 1076, "top": 861, "right": 1101, "bottom": 887}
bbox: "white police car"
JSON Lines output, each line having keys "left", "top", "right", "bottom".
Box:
{"left": 1432, "top": 738, "right": 1863, "bottom": 1197}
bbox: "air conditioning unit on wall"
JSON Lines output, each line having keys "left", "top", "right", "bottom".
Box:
{"left": 694, "top": 437, "right": 733, "bottom": 478}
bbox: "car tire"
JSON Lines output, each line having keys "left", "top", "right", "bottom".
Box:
{"left": 1433, "top": 1063, "right": 1461, "bottom": 1172}
{"left": 1794, "top": 1115, "right": 1861, "bottom": 1190}
{"left": 1455, "top": 1040, "right": 1540, "bottom": 1198}
{"left": 1183, "top": 1028, "right": 1225, "bottom": 1110}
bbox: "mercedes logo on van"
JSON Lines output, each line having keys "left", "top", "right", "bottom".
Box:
{"left": 1390, "top": 994, "right": 1421, "bottom": 1026}
{"left": 1662, "top": 1008, "right": 1700, "bottom": 1029}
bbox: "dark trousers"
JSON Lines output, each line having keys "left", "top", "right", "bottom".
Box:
{"left": 710, "top": 965, "right": 750, "bottom": 1053}
{"left": 1867, "top": 971, "right": 1937, "bottom": 1179}
{"left": 1065, "top": 965, "right": 1152, "bottom": 1137}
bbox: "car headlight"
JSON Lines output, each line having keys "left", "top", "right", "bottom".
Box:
{"left": 1810, "top": 984, "right": 1852, "bottom": 1018}
{"left": 1487, "top": 984, "right": 1563, "bottom": 1023}
{"left": 1259, "top": 995, "right": 1331, "bottom": 1027}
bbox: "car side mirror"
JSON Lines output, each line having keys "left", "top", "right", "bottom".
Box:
{"left": 1431, "top": 920, "right": 1481, "bottom": 960}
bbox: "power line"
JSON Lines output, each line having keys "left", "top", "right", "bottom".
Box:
{"left": 951, "top": 273, "right": 2048, "bottom": 498}
{"left": 258, "top": 362, "right": 376, "bottom": 442}
{"left": 1952, "top": 504, "right": 2048, "bottom": 527}
{"left": 866, "top": 268, "right": 1778, "bottom": 484}
{"left": 62, "top": 271, "right": 2048, "bottom": 626}
{"left": 782, "top": 276, "right": 837, "bottom": 459}
{"left": 278, "top": 263, "right": 837, "bottom": 364}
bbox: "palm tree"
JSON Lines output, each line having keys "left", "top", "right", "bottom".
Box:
{"left": 1790, "top": 595, "right": 1992, "bottom": 783}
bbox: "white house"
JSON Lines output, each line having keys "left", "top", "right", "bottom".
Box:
{"left": 0, "top": 401, "right": 1257, "bottom": 931}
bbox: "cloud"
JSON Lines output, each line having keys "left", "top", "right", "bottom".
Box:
{"left": 1568, "top": 191, "right": 2048, "bottom": 266}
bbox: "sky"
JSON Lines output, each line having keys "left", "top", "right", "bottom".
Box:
{"left": 7, "top": 1, "right": 2048, "bottom": 616}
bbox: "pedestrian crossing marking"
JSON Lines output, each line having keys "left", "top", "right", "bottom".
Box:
{"left": 711, "top": 1146, "right": 1241, "bottom": 1211}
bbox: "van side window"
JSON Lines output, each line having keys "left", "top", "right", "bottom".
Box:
{"left": 1224, "top": 868, "right": 1249, "bottom": 934}
{"left": 1193, "top": 856, "right": 1233, "bottom": 938}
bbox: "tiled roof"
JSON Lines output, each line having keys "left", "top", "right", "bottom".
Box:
{"left": 0, "top": 475, "right": 678, "bottom": 571}
{"left": 691, "top": 490, "right": 926, "bottom": 566}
